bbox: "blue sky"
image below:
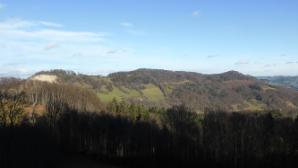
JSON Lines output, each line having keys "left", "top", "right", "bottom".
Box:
{"left": 0, "top": 0, "right": 298, "bottom": 77}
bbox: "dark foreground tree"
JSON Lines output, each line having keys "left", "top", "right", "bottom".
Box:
{"left": 1, "top": 95, "right": 298, "bottom": 168}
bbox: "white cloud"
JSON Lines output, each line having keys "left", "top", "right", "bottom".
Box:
{"left": 235, "top": 60, "right": 250, "bottom": 65}
{"left": 0, "top": 66, "right": 33, "bottom": 78}
{"left": 0, "top": 19, "right": 106, "bottom": 43}
{"left": 120, "top": 22, "right": 134, "bottom": 27}
{"left": 0, "top": 18, "right": 134, "bottom": 77}
{"left": 39, "top": 21, "right": 63, "bottom": 28}
{"left": 0, "top": 19, "right": 34, "bottom": 29}
{"left": 192, "top": 10, "right": 200, "bottom": 17}
{"left": 0, "top": 19, "right": 63, "bottom": 29}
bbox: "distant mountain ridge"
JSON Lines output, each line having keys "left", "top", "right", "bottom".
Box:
{"left": 28, "top": 69, "right": 298, "bottom": 115}
{"left": 258, "top": 76, "right": 298, "bottom": 90}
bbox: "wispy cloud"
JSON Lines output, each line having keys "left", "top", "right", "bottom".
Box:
{"left": 235, "top": 60, "right": 250, "bottom": 65}
{"left": 0, "top": 19, "right": 63, "bottom": 29}
{"left": 106, "top": 49, "right": 124, "bottom": 55}
{"left": 207, "top": 55, "right": 217, "bottom": 59}
{"left": 0, "top": 18, "right": 133, "bottom": 76}
{"left": 106, "top": 49, "right": 128, "bottom": 55}
{"left": 285, "top": 61, "right": 298, "bottom": 64}
{"left": 264, "top": 64, "right": 277, "bottom": 68}
{"left": 39, "top": 21, "right": 63, "bottom": 28}
{"left": 0, "top": 19, "right": 34, "bottom": 29}
{"left": 192, "top": 10, "right": 200, "bottom": 17}
{"left": 126, "top": 29, "right": 146, "bottom": 36}
{"left": 120, "top": 21, "right": 146, "bottom": 36}
{"left": 44, "top": 43, "right": 60, "bottom": 51}
{"left": 120, "top": 22, "right": 134, "bottom": 27}
{"left": 0, "top": 19, "right": 106, "bottom": 43}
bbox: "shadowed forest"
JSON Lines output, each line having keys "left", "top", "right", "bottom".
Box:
{"left": 1, "top": 87, "right": 298, "bottom": 168}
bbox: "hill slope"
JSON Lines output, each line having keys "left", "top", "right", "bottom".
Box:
{"left": 29, "top": 69, "right": 298, "bottom": 114}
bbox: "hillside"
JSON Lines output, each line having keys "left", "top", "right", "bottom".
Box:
{"left": 258, "top": 76, "right": 298, "bottom": 90}
{"left": 28, "top": 69, "right": 298, "bottom": 114}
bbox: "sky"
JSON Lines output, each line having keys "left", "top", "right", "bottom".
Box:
{"left": 0, "top": 0, "right": 298, "bottom": 77}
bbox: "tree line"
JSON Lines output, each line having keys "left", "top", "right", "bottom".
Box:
{"left": 1, "top": 88, "right": 298, "bottom": 167}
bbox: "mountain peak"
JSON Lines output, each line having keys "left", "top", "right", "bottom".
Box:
{"left": 223, "top": 70, "right": 242, "bottom": 75}
{"left": 214, "top": 70, "right": 255, "bottom": 81}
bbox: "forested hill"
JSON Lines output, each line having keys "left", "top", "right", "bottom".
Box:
{"left": 27, "top": 69, "right": 298, "bottom": 114}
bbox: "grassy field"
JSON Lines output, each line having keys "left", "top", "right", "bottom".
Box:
{"left": 97, "top": 84, "right": 166, "bottom": 103}
{"left": 231, "top": 99, "right": 266, "bottom": 112}
{"left": 141, "top": 84, "right": 165, "bottom": 102}
{"left": 244, "top": 99, "right": 266, "bottom": 111}
{"left": 262, "top": 85, "right": 277, "bottom": 91}
{"left": 97, "top": 86, "right": 141, "bottom": 102}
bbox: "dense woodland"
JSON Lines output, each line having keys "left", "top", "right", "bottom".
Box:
{"left": 1, "top": 78, "right": 298, "bottom": 168}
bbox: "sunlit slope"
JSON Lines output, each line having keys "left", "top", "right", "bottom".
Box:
{"left": 30, "top": 69, "right": 298, "bottom": 113}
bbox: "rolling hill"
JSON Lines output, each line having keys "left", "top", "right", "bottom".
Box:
{"left": 28, "top": 69, "right": 298, "bottom": 115}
